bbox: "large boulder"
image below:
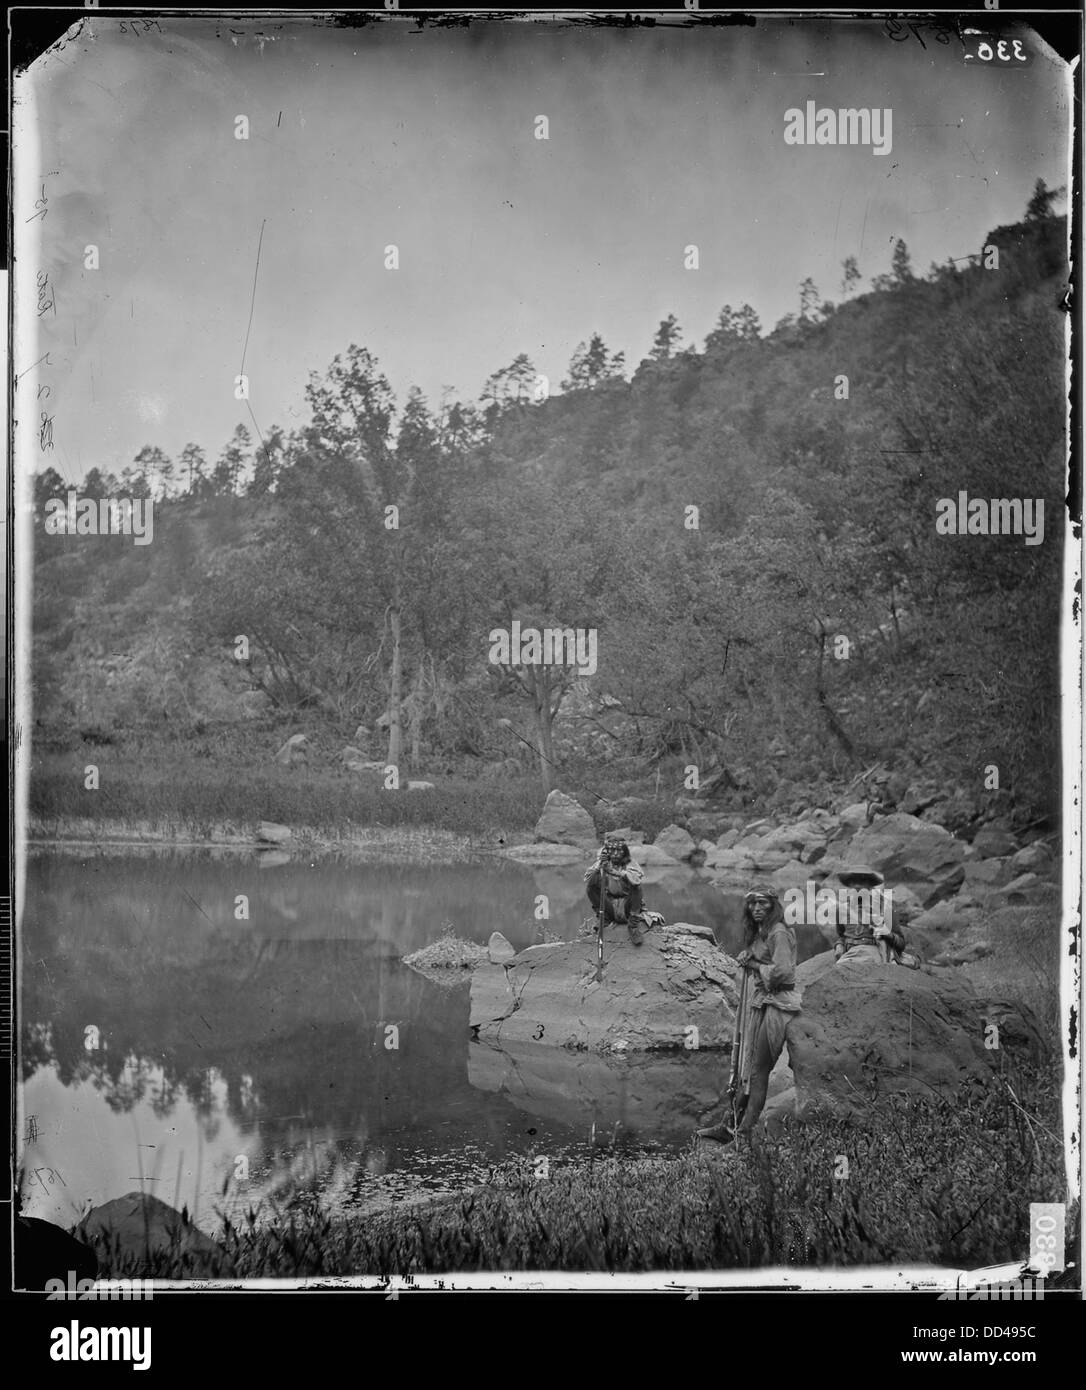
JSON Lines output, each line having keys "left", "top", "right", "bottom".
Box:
{"left": 760, "top": 819, "right": 830, "bottom": 860}
{"left": 653, "top": 823, "right": 698, "bottom": 861}
{"left": 843, "top": 812, "right": 968, "bottom": 905}
{"left": 788, "top": 967, "right": 1044, "bottom": 1118}
{"left": 78, "top": 1193, "right": 218, "bottom": 1273}
{"left": 470, "top": 923, "right": 739, "bottom": 1051}
{"left": 533, "top": 790, "right": 596, "bottom": 847}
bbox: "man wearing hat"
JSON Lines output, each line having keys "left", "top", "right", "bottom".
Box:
{"left": 834, "top": 864, "right": 907, "bottom": 969}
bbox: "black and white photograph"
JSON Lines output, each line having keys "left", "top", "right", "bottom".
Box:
{"left": 9, "top": 5, "right": 1081, "bottom": 1310}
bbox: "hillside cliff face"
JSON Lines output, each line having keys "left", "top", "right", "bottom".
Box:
{"left": 30, "top": 210, "right": 1069, "bottom": 818}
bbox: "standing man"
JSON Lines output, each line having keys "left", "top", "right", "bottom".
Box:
{"left": 698, "top": 884, "right": 802, "bottom": 1144}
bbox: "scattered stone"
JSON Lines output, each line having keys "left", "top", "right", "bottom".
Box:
{"left": 970, "top": 827, "right": 1019, "bottom": 859}
{"left": 760, "top": 819, "right": 829, "bottom": 858}
{"left": 998, "top": 873, "right": 1055, "bottom": 904}
{"left": 920, "top": 795, "right": 981, "bottom": 835}
{"left": 1011, "top": 843, "right": 1052, "bottom": 875}
{"left": 403, "top": 931, "right": 488, "bottom": 983}
{"left": 962, "top": 857, "right": 1016, "bottom": 893}
{"left": 898, "top": 782, "right": 941, "bottom": 816}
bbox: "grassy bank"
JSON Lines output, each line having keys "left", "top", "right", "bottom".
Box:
{"left": 27, "top": 747, "right": 544, "bottom": 841}
{"left": 98, "top": 1062, "right": 1069, "bottom": 1279}
{"left": 25, "top": 729, "right": 710, "bottom": 843}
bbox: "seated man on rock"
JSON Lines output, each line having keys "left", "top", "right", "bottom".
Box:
{"left": 585, "top": 836, "right": 660, "bottom": 945}
{"left": 833, "top": 864, "right": 911, "bottom": 970}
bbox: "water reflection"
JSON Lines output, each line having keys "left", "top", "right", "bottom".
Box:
{"left": 18, "top": 848, "right": 817, "bottom": 1232}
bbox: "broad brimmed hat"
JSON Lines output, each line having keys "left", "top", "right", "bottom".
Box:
{"left": 837, "top": 863, "right": 885, "bottom": 886}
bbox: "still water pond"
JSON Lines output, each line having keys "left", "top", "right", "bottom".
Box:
{"left": 18, "top": 846, "right": 824, "bottom": 1233}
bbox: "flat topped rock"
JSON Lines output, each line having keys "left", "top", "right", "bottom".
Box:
{"left": 470, "top": 923, "right": 738, "bottom": 1052}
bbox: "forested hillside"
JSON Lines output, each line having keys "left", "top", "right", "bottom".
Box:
{"left": 30, "top": 188, "right": 1070, "bottom": 821}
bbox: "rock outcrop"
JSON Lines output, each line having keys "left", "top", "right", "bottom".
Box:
{"left": 787, "top": 966, "right": 1046, "bottom": 1118}
{"left": 470, "top": 922, "right": 738, "bottom": 1051}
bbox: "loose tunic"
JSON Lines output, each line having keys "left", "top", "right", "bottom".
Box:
{"left": 733, "top": 922, "right": 800, "bottom": 1099}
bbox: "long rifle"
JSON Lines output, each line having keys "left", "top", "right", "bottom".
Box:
{"left": 728, "top": 964, "right": 750, "bottom": 1130}
{"left": 594, "top": 849, "right": 607, "bottom": 981}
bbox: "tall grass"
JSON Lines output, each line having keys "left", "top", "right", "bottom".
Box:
{"left": 92, "top": 1061, "right": 1070, "bottom": 1279}
{"left": 28, "top": 749, "right": 542, "bottom": 839}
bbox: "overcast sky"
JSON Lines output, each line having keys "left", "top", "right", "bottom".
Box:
{"left": 14, "top": 14, "right": 1071, "bottom": 484}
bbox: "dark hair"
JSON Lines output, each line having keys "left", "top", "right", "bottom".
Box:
{"left": 741, "top": 892, "right": 785, "bottom": 947}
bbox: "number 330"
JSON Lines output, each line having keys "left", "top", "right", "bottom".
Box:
{"left": 977, "top": 39, "right": 1026, "bottom": 61}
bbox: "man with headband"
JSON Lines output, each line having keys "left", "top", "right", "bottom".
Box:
{"left": 585, "top": 835, "right": 652, "bottom": 945}
{"left": 698, "top": 883, "right": 802, "bottom": 1144}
